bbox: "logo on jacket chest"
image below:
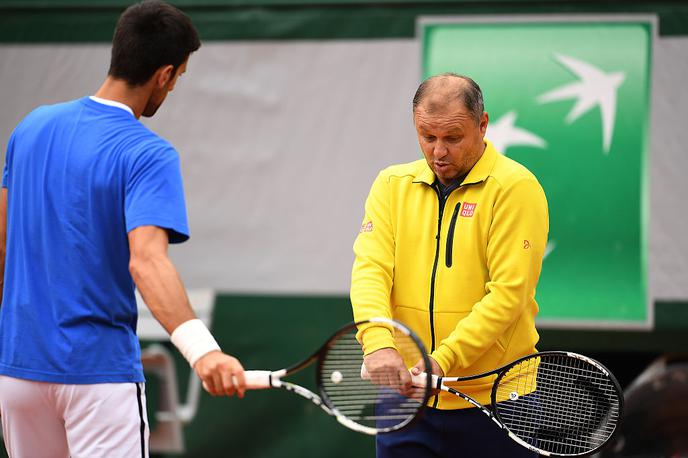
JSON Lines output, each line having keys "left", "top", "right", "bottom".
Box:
{"left": 460, "top": 202, "right": 477, "bottom": 217}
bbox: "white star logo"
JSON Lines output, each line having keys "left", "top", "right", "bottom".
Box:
{"left": 537, "top": 53, "right": 625, "bottom": 154}
{"left": 485, "top": 111, "right": 547, "bottom": 156}
{"left": 544, "top": 240, "right": 556, "bottom": 260}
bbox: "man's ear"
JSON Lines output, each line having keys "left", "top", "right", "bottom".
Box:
{"left": 155, "top": 65, "right": 175, "bottom": 88}
{"left": 479, "top": 111, "right": 489, "bottom": 137}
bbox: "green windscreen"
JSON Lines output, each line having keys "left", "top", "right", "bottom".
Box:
{"left": 422, "top": 19, "right": 652, "bottom": 327}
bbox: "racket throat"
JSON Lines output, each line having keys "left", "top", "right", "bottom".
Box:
{"left": 446, "top": 386, "right": 491, "bottom": 412}
{"left": 281, "top": 381, "right": 331, "bottom": 414}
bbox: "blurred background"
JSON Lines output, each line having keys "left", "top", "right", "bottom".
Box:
{"left": 1, "top": 0, "right": 687, "bottom": 456}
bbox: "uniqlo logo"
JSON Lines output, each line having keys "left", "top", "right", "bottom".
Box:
{"left": 360, "top": 221, "right": 373, "bottom": 233}
{"left": 460, "top": 202, "right": 477, "bottom": 217}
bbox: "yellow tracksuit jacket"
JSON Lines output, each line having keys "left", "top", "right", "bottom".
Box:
{"left": 350, "top": 140, "right": 549, "bottom": 410}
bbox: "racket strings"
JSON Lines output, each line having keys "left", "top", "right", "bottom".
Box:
{"left": 319, "top": 328, "right": 426, "bottom": 432}
{"left": 494, "top": 354, "right": 621, "bottom": 455}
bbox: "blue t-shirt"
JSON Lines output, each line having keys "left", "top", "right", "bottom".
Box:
{"left": 0, "top": 96, "right": 189, "bottom": 384}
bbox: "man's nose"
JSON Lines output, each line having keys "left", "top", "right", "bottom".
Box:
{"left": 433, "top": 141, "right": 448, "bottom": 157}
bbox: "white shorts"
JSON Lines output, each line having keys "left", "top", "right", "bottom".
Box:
{"left": 0, "top": 375, "right": 149, "bottom": 458}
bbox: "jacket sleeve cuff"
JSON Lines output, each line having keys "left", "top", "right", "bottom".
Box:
{"left": 431, "top": 344, "right": 457, "bottom": 375}
{"left": 360, "top": 326, "right": 396, "bottom": 356}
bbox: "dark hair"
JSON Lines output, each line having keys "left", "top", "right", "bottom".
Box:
{"left": 108, "top": 0, "right": 200, "bottom": 86}
{"left": 412, "top": 73, "right": 484, "bottom": 122}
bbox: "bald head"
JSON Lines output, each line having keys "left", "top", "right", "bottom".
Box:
{"left": 412, "top": 73, "right": 484, "bottom": 123}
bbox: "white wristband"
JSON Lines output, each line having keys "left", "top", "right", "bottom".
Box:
{"left": 170, "top": 319, "right": 221, "bottom": 368}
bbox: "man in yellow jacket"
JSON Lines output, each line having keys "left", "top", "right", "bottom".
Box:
{"left": 351, "top": 73, "right": 548, "bottom": 457}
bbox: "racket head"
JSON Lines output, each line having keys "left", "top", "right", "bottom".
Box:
{"left": 491, "top": 351, "right": 623, "bottom": 456}
{"left": 316, "top": 318, "right": 432, "bottom": 435}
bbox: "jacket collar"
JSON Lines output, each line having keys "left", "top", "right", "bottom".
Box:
{"left": 414, "top": 162, "right": 437, "bottom": 186}
{"left": 413, "top": 139, "right": 499, "bottom": 186}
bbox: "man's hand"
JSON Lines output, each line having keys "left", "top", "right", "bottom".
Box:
{"left": 408, "top": 356, "right": 444, "bottom": 396}
{"left": 194, "top": 351, "right": 246, "bottom": 398}
{"left": 363, "top": 348, "right": 414, "bottom": 396}
{"left": 410, "top": 355, "right": 444, "bottom": 378}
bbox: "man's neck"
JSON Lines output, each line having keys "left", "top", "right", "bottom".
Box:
{"left": 94, "top": 76, "right": 150, "bottom": 119}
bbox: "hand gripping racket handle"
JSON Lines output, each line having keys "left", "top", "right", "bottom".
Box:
{"left": 360, "top": 364, "right": 437, "bottom": 388}
{"left": 206, "top": 370, "right": 276, "bottom": 392}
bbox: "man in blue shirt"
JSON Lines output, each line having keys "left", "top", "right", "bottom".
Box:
{"left": 0, "top": 2, "right": 246, "bottom": 456}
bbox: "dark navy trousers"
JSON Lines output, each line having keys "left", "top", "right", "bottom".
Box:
{"left": 376, "top": 406, "right": 539, "bottom": 458}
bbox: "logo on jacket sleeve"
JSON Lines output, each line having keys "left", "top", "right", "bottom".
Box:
{"left": 460, "top": 202, "right": 477, "bottom": 217}
{"left": 360, "top": 221, "right": 374, "bottom": 233}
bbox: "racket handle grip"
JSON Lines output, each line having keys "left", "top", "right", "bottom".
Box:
{"left": 243, "top": 370, "right": 274, "bottom": 389}
{"left": 411, "top": 373, "right": 430, "bottom": 387}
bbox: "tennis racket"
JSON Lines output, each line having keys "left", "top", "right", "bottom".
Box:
{"left": 364, "top": 350, "right": 623, "bottom": 456}
{"left": 242, "top": 317, "right": 432, "bottom": 435}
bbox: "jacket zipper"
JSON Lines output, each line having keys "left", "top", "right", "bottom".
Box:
{"left": 429, "top": 185, "right": 446, "bottom": 355}
{"left": 445, "top": 202, "right": 461, "bottom": 268}
{"left": 428, "top": 186, "right": 449, "bottom": 409}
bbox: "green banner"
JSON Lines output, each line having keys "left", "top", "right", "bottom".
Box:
{"left": 1, "top": 5, "right": 686, "bottom": 42}
{"left": 422, "top": 18, "right": 652, "bottom": 327}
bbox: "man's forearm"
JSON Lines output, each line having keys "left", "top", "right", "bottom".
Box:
{"left": 130, "top": 252, "right": 195, "bottom": 334}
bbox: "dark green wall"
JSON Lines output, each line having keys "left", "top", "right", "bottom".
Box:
{"left": 140, "top": 294, "right": 684, "bottom": 457}
{"left": 1, "top": 0, "right": 688, "bottom": 42}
